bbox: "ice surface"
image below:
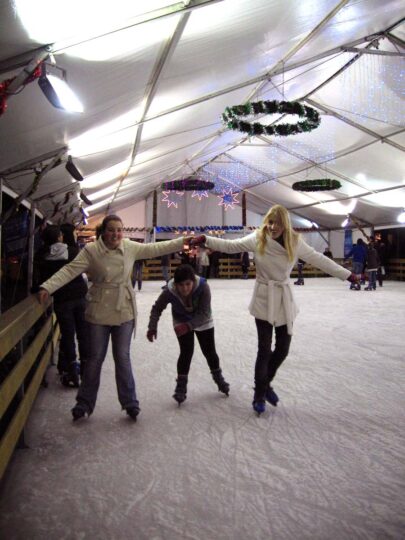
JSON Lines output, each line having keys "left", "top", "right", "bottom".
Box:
{"left": 0, "top": 279, "right": 404, "bottom": 540}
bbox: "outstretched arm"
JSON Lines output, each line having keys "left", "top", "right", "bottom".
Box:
{"left": 37, "top": 248, "right": 91, "bottom": 300}
{"left": 135, "top": 237, "right": 184, "bottom": 260}
{"left": 202, "top": 232, "right": 257, "bottom": 255}
{"left": 297, "top": 240, "right": 351, "bottom": 280}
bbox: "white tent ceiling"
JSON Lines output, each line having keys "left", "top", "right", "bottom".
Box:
{"left": 0, "top": 0, "right": 404, "bottom": 229}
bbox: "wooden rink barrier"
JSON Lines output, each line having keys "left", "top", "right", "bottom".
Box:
{"left": 0, "top": 295, "right": 59, "bottom": 480}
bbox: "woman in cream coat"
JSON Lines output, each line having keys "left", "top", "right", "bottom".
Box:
{"left": 38, "top": 214, "right": 186, "bottom": 422}
{"left": 192, "top": 205, "right": 356, "bottom": 415}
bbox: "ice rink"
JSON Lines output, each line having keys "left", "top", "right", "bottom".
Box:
{"left": 0, "top": 278, "right": 404, "bottom": 540}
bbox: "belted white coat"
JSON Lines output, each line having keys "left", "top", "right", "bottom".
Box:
{"left": 204, "top": 231, "right": 351, "bottom": 335}
{"left": 40, "top": 236, "right": 185, "bottom": 327}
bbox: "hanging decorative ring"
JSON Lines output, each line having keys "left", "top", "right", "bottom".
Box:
{"left": 222, "top": 100, "right": 320, "bottom": 137}
{"left": 292, "top": 179, "right": 342, "bottom": 192}
{"left": 161, "top": 178, "right": 215, "bottom": 191}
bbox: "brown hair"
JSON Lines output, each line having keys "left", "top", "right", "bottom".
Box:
{"left": 99, "top": 214, "right": 123, "bottom": 234}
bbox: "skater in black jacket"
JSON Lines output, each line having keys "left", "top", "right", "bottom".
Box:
{"left": 147, "top": 264, "right": 229, "bottom": 404}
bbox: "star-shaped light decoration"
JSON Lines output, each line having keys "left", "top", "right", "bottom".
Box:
{"left": 217, "top": 188, "right": 240, "bottom": 211}
{"left": 161, "top": 191, "right": 184, "bottom": 209}
{"left": 191, "top": 190, "right": 209, "bottom": 201}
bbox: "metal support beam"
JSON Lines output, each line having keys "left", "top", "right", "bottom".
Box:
{"left": 5, "top": 48, "right": 51, "bottom": 95}
{"left": 107, "top": 9, "right": 192, "bottom": 212}
{"left": 0, "top": 146, "right": 68, "bottom": 176}
{"left": 27, "top": 203, "right": 36, "bottom": 295}
{"left": 341, "top": 47, "right": 405, "bottom": 57}
{"left": 305, "top": 99, "right": 405, "bottom": 153}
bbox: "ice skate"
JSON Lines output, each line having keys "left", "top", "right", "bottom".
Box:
{"left": 173, "top": 375, "right": 188, "bottom": 405}
{"left": 71, "top": 404, "right": 88, "bottom": 421}
{"left": 211, "top": 368, "right": 230, "bottom": 396}
{"left": 252, "top": 400, "right": 266, "bottom": 415}
{"left": 126, "top": 406, "right": 140, "bottom": 421}
{"left": 265, "top": 386, "right": 279, "bottom": 407}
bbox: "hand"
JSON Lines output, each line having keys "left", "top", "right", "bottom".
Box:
{"left": 189, "top": 235, "right": 206, "bottom": 247}
{"left": 347, "top": 272, "right": 359, "bottom": 283}
{"left": 37, "top": 288, "right": 49, "bottom": 305}
{"left": 147, "top": 329, "right": 157, "bottom": 342}
{"left": 174, "top": 323, "right": 191, "bottom": 337}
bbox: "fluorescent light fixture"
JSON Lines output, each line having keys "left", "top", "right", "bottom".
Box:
{"left": 66, "top": 155, "right": 84, "bottom": 181}
{"left": 397, "top": 210, "right": 405, "bottom": 224}
{"left": 311, "top": 222, "right": 319, "bottom": 228}
{"left": 341, "top": 217, "right": 349, "bottom": 227}
{"left": 38, "top": 70, "right": 83, "bottom": 112}
{"left": 79, "top": 190, "right": 93, "bottom": 205}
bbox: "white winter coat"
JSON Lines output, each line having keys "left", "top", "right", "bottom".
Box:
{"left": 40, "top": 236, "right": 185, "bottom": 328}
{"left": 204, "top": 231, "right": 350, "bottom": 335}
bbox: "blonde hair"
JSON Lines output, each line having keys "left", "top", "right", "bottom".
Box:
{"left": 257, "top": 205, "right": 299, "bottom": 262}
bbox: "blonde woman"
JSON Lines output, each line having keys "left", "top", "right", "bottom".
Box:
{"left": 191, "top": 205, "right": 358, "bottom": 415}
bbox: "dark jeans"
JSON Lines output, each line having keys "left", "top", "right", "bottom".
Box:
{"left": 254, "top": 319, "right": 291, "bottom": 400}
{"left": 177, "top": 327, "right": 220, "bottom": 375}
{"left": 132, "top": 263, "right": 143, "bottom": 290}
{"left": 54, "top": 298, "right": 89, "bottom": 372}
{"left": 76, "top": 319, "right": 138, "bottom": 413}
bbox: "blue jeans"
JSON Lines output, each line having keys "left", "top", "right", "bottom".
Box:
{"left": 368, "top": 270, "right": 377, "bottom": 289}
{"left": 76, "top": 319, "right": 139, "bottom": 413}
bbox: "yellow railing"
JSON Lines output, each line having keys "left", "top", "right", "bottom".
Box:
{"left": 0, "top": 295, "right": 59, "bottom": 480}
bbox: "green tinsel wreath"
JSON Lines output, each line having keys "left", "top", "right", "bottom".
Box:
{"left": 222, "top": 100, "right": 320, "bottom": 137}
{"left": 292, "top": 179, "right": 342, "bottom": 192}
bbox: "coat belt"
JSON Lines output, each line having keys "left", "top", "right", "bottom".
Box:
{"left": 256, "top": 278, "right": 294, "bottom": 335}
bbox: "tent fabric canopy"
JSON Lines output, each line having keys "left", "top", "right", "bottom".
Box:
{"left": 0, "top": 0, "right": 404, "bottom": 229}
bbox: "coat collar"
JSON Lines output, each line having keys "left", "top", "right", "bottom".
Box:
{"left": 98, "top": 236, "right": 125, "bottom": 255}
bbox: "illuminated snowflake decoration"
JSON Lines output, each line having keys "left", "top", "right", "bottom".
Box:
{"left": 191, "top": 190, "right": 209, "bottom": 201}
{"left": 217, "top": 188, "right": 240, "bottom": 211}
{"left": 161, "top": 191, "right": 184, "bottom": 209}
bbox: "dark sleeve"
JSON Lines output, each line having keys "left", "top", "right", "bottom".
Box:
{"left": 148, "top": 290, "right": 171, "bottom": 332}
{"left": 189, "top": 282, "right": 212, "bottom": 330}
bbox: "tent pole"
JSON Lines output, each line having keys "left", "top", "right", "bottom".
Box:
{"left": 26, "top": 203, "right": 36, "bottom": 296}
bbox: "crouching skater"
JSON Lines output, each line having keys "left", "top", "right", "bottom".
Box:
{"left": 147, "top": 264, "right": 230, "bottom": 405}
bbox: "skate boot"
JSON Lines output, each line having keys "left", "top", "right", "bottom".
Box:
{"left": 211, "top": 368, "right": 230, "bottom": 396}
{"left": 265, "top": 386, "right": 279, "bottom": 407}
{"left": 252, "top": 387, "right": 266, "bottom": 415}
{"left": 252, "top": 400, "right": 266, "bottom": 415}
{"left": 173, "top": 375, "right": 188, "bottom": 405}
{"left": 71, "top": 403, "right": 89, "bottom": 421}
{"left": 294, "top": 278, "right": 304, "bottom": 286}
{"left": 126, "top": 406, "right": 140, "bottom": 421}
{"left": 61, "top": 362, "right": 80, "bottom": 388}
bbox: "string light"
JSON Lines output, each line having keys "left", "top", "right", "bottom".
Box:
{"left": 217, "top": 188, "right": 240, "bottom": 211}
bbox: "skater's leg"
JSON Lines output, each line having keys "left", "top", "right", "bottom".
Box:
{"left": 267, "top": 324, "right": 291, "bottom": 383}
{"left": 73, "top": 298, "right": 90, "bottom": 377}
{"left": 173, "top": 332, "right": 194, "bottom": 403}
{"left": 254, "top": 319, "right": 274, "bottom": 404}
{"left": 196, "top": 328, "right": 230, "bottom": 395}
{"left": 54, "top": 301, "right": 79, "bottom": 386}
{"left": 75, "top": 323, "right": 110, "bottom": 414}
{"left": 176, "top": 331, "right": 195, "bottom": 375}
{"left": 111, "top": 320, "right": 139, "bottom": 412}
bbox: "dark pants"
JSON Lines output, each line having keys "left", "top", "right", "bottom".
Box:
{"left": 132, "top": 263, "right": 143, "bottom": 290}
{"left": 254, "top": 319, "right": 291, "bottom": 400}
{"left": 177, "top": 327, "right": 220, "bottom": 375}
{"left": 54, "top": 298, "right": 89, "bottom": 373}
